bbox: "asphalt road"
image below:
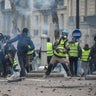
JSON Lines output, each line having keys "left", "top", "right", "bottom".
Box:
{"left": 0, "top": 77, "right": 96, "bottom": 96}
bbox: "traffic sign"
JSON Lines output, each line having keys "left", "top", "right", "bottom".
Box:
{"left": 72, "top": 29, "right": 82, "bottom": 39}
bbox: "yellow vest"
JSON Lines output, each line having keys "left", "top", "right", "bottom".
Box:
{"left": 53, "top": 39, "right": 69, "bottom": 58}
{"left": 47, "top": 42, "right": 53, "bottom": 56}
{"left": 27, "top": 45, "right": 35, "bottom": 55}
{"left": 69, "top": 42, "right": 79, "bottom": 57}
{"left": 13, "top": 58, "right": 18, "bottom": 66}
{"left": 81, "top": 49, "right": 90, "bottom": 61}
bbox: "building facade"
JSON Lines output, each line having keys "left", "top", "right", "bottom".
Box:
{"left": 68, "top": 0, "right": 96, "bottom": 47}
{"left": 0, "top": 0, "right": 96, "bottom": 49}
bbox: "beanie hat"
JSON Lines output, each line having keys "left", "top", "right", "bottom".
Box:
{"left": 22, "top": 28, "right": 29, "bottom": 33}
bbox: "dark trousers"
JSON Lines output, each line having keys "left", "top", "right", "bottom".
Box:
{"left": 69, "top": 57, "right": 78, "bottom": 76}
{"left": 17, "top": 53, "right": 26, "bottom": 77}
{"left": 89, "top": 57, "right": 96, "bottom": 74}
{"left": 47, "top": 56, "right": 52, "bottom": 65}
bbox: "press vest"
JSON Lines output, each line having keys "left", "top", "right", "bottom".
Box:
{"left": 53, "top": 39, "right": 69, "bottom": 58}
{"left": 69, "top": 42, "right": 79, "bottom": 57}
{"left": 47, "top": 42, "right": 53, "bottom": 56}
{"left": 81, "top": 49, "right": 90, "bottom": 61}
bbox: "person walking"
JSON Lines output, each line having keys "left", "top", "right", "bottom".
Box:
{"left": 79, "top": 44, "right": 90, "bottom": 80}
{"left": 0, "top": 33, "right": 6, "bottom": 77}
{"left": 46, "top": 37, "right": 53, "bottom": 65}
{"left": 89, "top": 35, "right": 96, "bottom": 74}
{"left": 43, "top": 30, "right": 71, "bottom": 78}
{"left": 6, "top": 28, "right": 35, "bottom": 78}
{"left": 69, "top": 37, "right": 81, "bottom": 77}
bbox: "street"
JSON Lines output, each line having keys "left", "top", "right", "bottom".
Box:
{"left": 0, "top": 77, "right": 96, "bottom": 96}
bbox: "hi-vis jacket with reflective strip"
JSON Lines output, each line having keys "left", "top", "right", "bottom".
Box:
{"left": 47, "top": 42, "right": 53, "bottom": 56}
{"left": 69, "top": 42, "right": 79, "bottom": 57}
{"left": 53, "top": 39, "right": 69, "bottom": 58}
{"left": 13, "top": 58, "right": 18, "bottom": 66}
{"left": 81, "top": 48, "right": 90, "bottom": 62}
{"left": 27, "top": 45, "right": 35, "bottom": 55}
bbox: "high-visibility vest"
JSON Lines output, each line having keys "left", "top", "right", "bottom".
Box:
{"left": 53, "top": 39, "right": 69, "bottom": 58}
{"left": 69, "top": 42, "right": 79, "bottom": 57}
{"left": 27, "top": 45, "right": 35, "bottom": 55}
{"left": 13, "top": 58, "right": 18, "bottom": 66}
{"left": 47, "top": 42, "right": 53, "bottom": 56}
{"left": 81, "top": 49, "right": 90, "bottom": 61}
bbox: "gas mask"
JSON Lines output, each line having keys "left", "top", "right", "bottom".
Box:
{"left": 61, "top": 35, "right": 67, "bottom": 39}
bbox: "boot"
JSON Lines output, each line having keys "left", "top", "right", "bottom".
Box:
{"left": 62, "top": 63, "right": 72, "bottom": 77}
{"left": 43, "top": 64, "right": 53, "bottom": 78}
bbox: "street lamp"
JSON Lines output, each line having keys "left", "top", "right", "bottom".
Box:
{"left": 76, "top": 0, "right": 80, "bottom": 29}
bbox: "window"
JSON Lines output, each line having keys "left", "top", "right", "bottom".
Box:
{"left": 44, "top": 15, "right": 48, "bottom": 25}
{"left": 43, "top": 15, "right": 48, "bottom": 35}
{"left": 58, "top": 0, "right": 64, "bottom": 6}
{"left": 61, "top": 14, "right": 64, "bottom": 29}
{"left": 34, "top": 29, "right": 39, "bottom": 36}
{"left": 34, "top": 16, "right": 39, "bottom": 29}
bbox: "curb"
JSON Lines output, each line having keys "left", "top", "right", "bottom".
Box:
{"left": 85, "top": 75, "right": 96, "bottom": 80}
{"left": 26, "top": 72, "right": 64, "bottom": 78}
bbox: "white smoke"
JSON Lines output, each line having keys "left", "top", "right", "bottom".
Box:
{"left": 34, "top": 0, "right": 55, "bottom": 10}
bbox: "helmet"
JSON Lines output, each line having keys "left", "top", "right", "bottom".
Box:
{"left": 61, "top": 29, "right": 69, "bottom": 36}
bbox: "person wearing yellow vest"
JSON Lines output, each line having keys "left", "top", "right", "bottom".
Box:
{"left": 79, "top": 44, "right": 90, "bottom": 80}
{"left": 69, "top": 37, "right": 81, "bottom": 77}
{"left": 25, "top": 44, "right": 35, "bottom": 73}
{"left": 46, "top": 37, "right": 53, "bottom": 65}
{"left": 43, "top": 30, "right": 71, "bottom": 78}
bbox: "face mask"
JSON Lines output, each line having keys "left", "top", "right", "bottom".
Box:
{"left": 62, "top": 35, "right": 67, "bottom": 39}
{"left": 64, "top": 35, "right": 67, "bottom": 38}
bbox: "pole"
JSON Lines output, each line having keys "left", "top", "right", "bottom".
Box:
{"left": 76, "top": 0, "right": 80, "bottom": 29}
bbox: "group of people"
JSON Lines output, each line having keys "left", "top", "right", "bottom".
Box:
{"left": 0, "top": 27, "right": 96, "bottom": 80}
{"left": 44, "top": 30, "right": 96, "bottom": 79}
{"left": 0, "top": 28, "right": 35, "bottom": 80}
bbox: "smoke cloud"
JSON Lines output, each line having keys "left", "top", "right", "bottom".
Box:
{"left": 34, "top": 0, "right": 55, "bottom": 10}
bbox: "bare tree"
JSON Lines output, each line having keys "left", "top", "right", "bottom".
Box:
{"left": 9, "top": 0, "right": 20, "bottom": 34}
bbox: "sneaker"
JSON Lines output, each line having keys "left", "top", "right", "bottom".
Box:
{"left": 7, "top": 74, "right": 20, "bottom": 81}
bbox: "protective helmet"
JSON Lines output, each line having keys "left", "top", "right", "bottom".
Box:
{"left": 61, "top": 29, "right": 69, "bottom": 36}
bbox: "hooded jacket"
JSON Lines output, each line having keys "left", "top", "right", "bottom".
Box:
{"left": 7, "top": 33, "right": 35, "bottom": 55}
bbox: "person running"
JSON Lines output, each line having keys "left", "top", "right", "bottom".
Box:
{"left": 43, "top": 30, "right": 71, "bottom": 78}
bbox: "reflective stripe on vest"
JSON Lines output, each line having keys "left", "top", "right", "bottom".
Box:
{"left": 69, "top": 42, "right": 79, "bottom": 57}
{"left": 27, "top": 45, "right": 34, "bottom": 55}
{"left": 53, "top": 39, "right": 68, "bottom": 58}
{"left": 81, "top": 49, "right": 90, "bottom": 61}
{"left": 13, "top": 58, "right": 18, "bottom": 66}
{"left": 47, "top": 42, "right": 53, "bottom": 56}
{"left": 27, "top": 50, "right": 34, "bottom": 55}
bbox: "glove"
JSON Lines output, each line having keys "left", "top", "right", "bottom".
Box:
{"left": 56, "top": 49, "right": 60, "bottom": 53}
